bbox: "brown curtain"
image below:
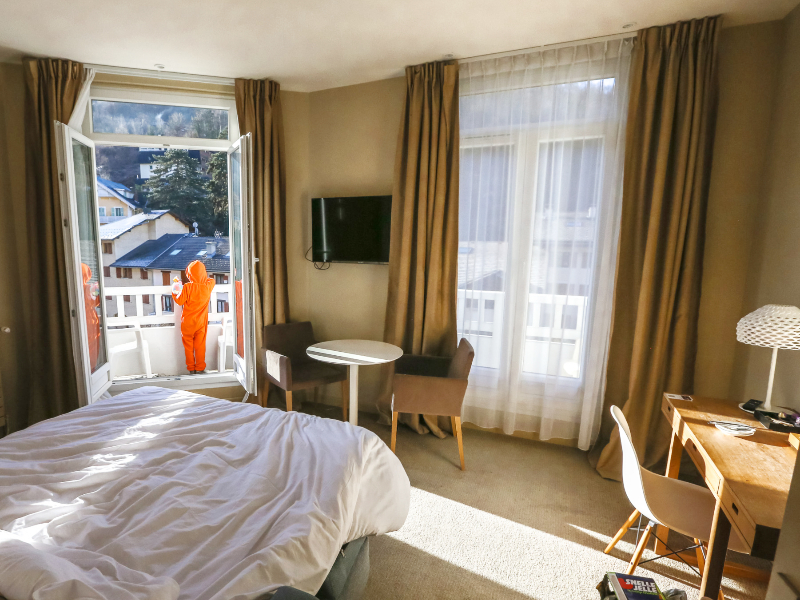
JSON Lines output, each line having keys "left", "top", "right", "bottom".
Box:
{"left": 377, "top": 60, "right": 460, "bottom": 436}
{"left": 591, "top": 17, "right": 721, "bottom": 480}
{"left": 23, "top": 58, "right": 90, "bottom": 425}
{"left": 235, "top": 79, "right": 290, "bottom": 403}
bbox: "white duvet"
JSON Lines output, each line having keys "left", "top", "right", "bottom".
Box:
{"left": 0, "top": 387, "right": 410, "bottom": 600}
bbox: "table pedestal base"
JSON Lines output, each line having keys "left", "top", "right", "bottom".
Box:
{"left": 349, "top": 364, "right": 359, "bottom": 426}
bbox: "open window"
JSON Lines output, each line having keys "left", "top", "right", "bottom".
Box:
{"left": 55, "top": 122, "right": 112, "bottom": 405}
{"left": 228, "top": 134, "right": 257, "bottom": 396}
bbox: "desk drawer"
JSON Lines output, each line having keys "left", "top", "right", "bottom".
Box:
{"left": 720, "top": 484, "right": 755, "bottom": 551}
{"left": 684, "top": 436, "right": 721, "bottom": 494}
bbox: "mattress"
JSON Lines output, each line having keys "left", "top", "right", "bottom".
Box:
{"left": 0, "top": 386, "right": 410, "bottom": 600}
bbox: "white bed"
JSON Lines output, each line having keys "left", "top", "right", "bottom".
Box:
{"left": 0, "top": 386, "right": 410, "bottom": 600}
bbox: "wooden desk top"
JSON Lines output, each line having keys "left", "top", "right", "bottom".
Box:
{"left": 662, "top": 394, "right": 796, "bottom": 559}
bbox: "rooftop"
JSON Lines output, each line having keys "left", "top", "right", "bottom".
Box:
{"left": 111, "top": 234, "right": 230, "bottom": 274}
{"left": 109, "top": 234, "right": 186, "bottom": 268}
{"left": 149, "top": 236, "right": 230, "bottom": 273}
{"left": 99, "top": 210, "right": 174, "bottom": 240}
{"left": 97, "top": 176, "right": 137, "bottom": 208}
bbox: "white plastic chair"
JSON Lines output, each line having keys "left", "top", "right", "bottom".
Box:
{"left": 604, "top": 406, "right": 747, "bottom": 587}
{"left": 217, "top": 315, "right": 234, "bottom": 373}
{"left": 108, "top": 323, "right": 152, "bottom": 377}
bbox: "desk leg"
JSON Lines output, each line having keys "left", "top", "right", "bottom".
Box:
{"left": 349, "top": 364, "right": 359, "bottom": 426}
{"left": 655, "top": 430, "right": 683, "bottom": 554}
{"left": 700, "top": 498, "right": 731, "bottom": 600}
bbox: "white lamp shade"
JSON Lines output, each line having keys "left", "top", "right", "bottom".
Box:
{"left": 736, "top": 305, "right": 800, "bottom": 350}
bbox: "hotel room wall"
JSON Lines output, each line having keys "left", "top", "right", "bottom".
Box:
{"left": 729, "top": 3, "right": 800, "bottom": 410}
{"left": 694, "top": 21, "right": 783, "bottom": 400}
{"left": 283, "top": 77, "right": 405, "bottom": 412}
{"left": 0, "top": 62, "right": 32, "bottom": 433}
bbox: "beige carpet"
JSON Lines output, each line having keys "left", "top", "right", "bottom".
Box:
{"left": 301, "top": 402, "right": 769, "bottom": 600}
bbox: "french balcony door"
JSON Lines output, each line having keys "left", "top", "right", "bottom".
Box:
{"left": 55, "top": 122, "right": 112, "bottom": 405}
{"left": 55, "top": 123, "right": 258, "bottom": 403}
{"left": 228, "top": 133, "right": 257, "bottom": 397}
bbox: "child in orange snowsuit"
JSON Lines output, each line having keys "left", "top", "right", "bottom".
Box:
{"left": 173, "top": 260, "right": 215, "bottom": 373}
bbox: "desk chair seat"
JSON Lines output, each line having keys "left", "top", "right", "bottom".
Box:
{"left": 605, "top": 406, "right": 747, "bottom": 591}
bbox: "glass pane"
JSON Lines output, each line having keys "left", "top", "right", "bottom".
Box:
{"left": 230, "top": 147, "right": 245, "bottom": 359}
{"left": 92, "top": 100, "right": 229, "bottom": 140}
{"left": 522, "top": 138, "right": 603, "bottom": 378}
{"left": 457, "top": 144, "right": 514, "bottom": 369}
{"left": 72, "top": 139, "right": 107, "bottom": 373}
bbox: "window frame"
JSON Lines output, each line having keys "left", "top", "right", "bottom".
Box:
{"left": 83, "top": 84, "right": 239, "bottom": 151}
{"left": 459, "top": 124, "right": 612, "bottom": 393}
{"left": 81, "top": 77, "right": 244, "bottom": 392}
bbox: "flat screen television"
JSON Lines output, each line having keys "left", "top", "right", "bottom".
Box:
{"left": 311, "top": 196, "right": 391, "bottom": 264}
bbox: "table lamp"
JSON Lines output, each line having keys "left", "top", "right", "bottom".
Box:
{"left": 736, "top": 304, "right": 800, "bottom": 410}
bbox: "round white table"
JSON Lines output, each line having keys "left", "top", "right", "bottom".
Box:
{"left": 307, "top": 340, "right": 403, "bottom": 426}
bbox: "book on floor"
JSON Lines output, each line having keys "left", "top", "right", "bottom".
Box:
{"left": 597, "top": 572, "right": 666, "bottom": 600}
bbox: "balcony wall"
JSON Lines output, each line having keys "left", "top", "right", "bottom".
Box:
{"left": 105, "top": 284, "right": 233, "bottom": 378}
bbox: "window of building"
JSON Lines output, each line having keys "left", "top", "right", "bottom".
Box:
{"left": 103, "top": 266, "right": 111, "bottom": 278}
{"left": 123, "top": 295, "right": 131, "bottom": 302}
{"left": 162, "top": 271, "right": 171, "bottom": 286}
{"left": 123, "top": 268, "right": 132, "bottom": 279}
{"left": 112, "top": 207, "right": 124, "bottom": 217}
{"left": 98, "top": 207, "right": 106, "bottom": 216}
{"left": 140, "top": 269, "right": 148, "bottom": 280}
{"left": 103, "top": 242, "right": 113, "bottom": 254}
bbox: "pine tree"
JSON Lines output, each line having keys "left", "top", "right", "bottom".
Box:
{"left": 205, "top": 151, "right": 229, "bottom": 235}
{"left": 144, "top": 149, "right": 212, "bottom": 234}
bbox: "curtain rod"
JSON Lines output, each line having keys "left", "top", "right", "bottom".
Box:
{"left": 458, "top": 31, "right": 637, "bottom": 64}
{"left": 86, "top": 64, "right": 235, "bottom": 86}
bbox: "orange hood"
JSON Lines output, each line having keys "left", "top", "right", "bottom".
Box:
{"left": 81, "top": 263, "right": 92, "bottom": 284}
{"left": 186, "top": 260, "right": 208, "bottom": 282}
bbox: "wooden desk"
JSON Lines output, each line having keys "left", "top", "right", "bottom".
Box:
{"left": 660, "top": 394, "right": 796, "bottom": 598}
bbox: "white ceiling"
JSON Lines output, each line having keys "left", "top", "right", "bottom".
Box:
{"left": 0, "top": 0, "right": 795, "bottom": 92}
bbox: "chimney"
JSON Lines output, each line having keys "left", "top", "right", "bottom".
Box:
{"left": 206, "top": 240, "right": 216, "bottom": 257}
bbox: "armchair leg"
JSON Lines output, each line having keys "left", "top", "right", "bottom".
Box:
{"left": 605, "top": 509, "right": 641, "bottom": 554}
{"left": 391, "top": 412, "right": 398, "bottom": 453}
{"left": 341, "top": 379, "right": 349, "bottom": 422}
{"left": 257, "top": 378, "right": 269, "bottom": 408}
{"left": 452, "top": 416, "right": 465, "bottom": 471}
{"left": 285, "top": 390, "right": 293, "bottom": 412}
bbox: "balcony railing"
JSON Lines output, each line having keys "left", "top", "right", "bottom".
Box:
{"left": 103, "top": 284, "right": 232, "bottom": 379}
{"left": 456, "top": 289, "right": 587, "bottom": 377}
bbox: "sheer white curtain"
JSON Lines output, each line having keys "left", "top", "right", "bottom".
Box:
{"left": 457, "top": 38, "right": 632, "bottom": 450}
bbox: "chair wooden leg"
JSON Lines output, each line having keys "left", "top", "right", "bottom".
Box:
{"left": 391, "top": 412, "right": 398, "bottom": 453}
{"left": 453, "top": 416, "right": 465, "bottom": 471}
{"left": 257, "top": 377, "right": 269, "bottom": 408}
{"left": 341, "top": 379, "right": 349, "bottom": 422}
{"left": 285, "top": 390, "right": 293, "bottom": 412}
{"left": 626, "top": 521, "right": 653, "bottom": 575}
{"left": 605, "top": 509, "right": 641, "bottom": 554}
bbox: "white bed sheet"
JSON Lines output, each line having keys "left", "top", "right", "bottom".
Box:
{"left": 0, "top": 386, "right": 410, "bottom": 600}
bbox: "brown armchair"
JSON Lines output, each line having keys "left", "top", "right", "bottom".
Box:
{"left": 390, "top": 338, "right": 475, "bottom": 470}
{"left": 262, "top": 322, "right": 349, "bottom": 419}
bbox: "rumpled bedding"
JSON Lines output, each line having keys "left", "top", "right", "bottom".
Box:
{"left": 0, "top": 387, "right": 410, "bottom": 600}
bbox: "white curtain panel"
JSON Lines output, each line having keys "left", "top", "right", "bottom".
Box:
{"left": 457, "top": 38, "right": 632, "bottom": 450}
